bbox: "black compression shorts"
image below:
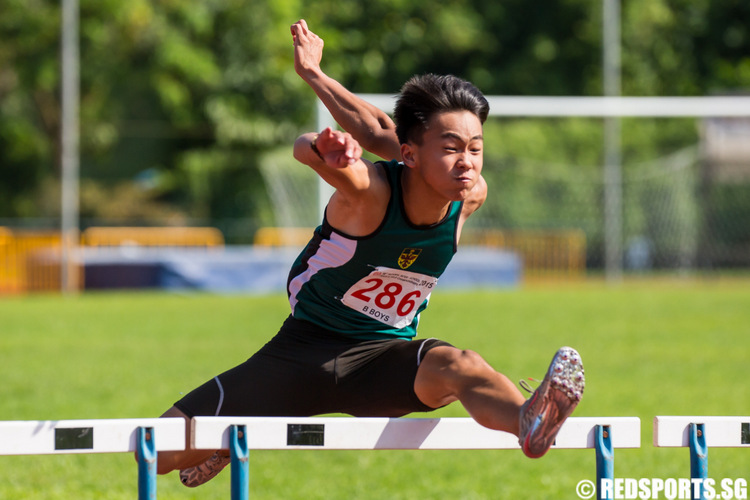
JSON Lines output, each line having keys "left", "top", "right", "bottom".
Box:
{"left": 174, "top": 315, "right": 452, "bottom": 418}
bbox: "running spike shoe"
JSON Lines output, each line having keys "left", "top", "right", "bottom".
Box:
{"left": 518, "top": 346, "right": 585, "bottom": 458}
{"left": 179, "top": 451, "right": 231, "bottom": 487}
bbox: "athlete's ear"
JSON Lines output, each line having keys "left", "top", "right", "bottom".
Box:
{"left": 401, "top": 143, "right": 416, "bottom": 168}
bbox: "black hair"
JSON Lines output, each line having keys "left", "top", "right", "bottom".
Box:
{"left": 393, "top": 74, "right": 490, "bottom": 145}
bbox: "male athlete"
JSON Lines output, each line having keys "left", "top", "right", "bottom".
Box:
{"left": 155, "top": 20, "right": 585, "bottom": 487}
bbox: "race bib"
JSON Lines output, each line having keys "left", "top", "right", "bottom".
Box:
{"left": 341, "top": 267, "right": 438, "bottom": 329}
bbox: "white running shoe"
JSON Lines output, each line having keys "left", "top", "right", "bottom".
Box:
{"left": 518, "top": 346, "right": 585, "bottom": 458}
{"left": 179, "top": 452, "right": 231, "bottom": 487}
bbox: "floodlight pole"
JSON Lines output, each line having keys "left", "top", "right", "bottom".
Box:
{"left": 603, "top": 0, "right": 623, "bottom": 282}
{"left": 61, "top": 0, "right": 80, "bottom": 293}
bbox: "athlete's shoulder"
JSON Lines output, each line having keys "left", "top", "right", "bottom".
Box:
{"left": 325, "top": 158, "right": 393, "bottom": 237}
{"left": 462, "top": 174, "right": 487, "bottom": 218}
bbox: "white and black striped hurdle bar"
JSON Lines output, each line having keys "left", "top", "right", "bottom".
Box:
{"left": 6, "top": 416, "right": 749, "bottom": 499}
{"left": 654, "top": 416, "right": 750, "bottom": 500}
{"left": 191, "top": 416, "right": 642, "bottom": 500}
{"left": 0, "top": 418, "right": 185, "bottom": 500}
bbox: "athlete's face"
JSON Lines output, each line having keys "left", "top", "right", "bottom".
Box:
{"left": 402, "top": 110, "right": 484, "bottom": 202}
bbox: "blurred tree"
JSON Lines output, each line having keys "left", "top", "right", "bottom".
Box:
{"left": 0, "top": 0, "right": 748, "bottom": 243}
{"left": 0, "top": 0, "right": 308, "bottom": 225}
{"left": 303, "top": 0, "right": 600, "bottom": 95}
{"left": 0, "top": 0, "right": 59, "bottom": 217}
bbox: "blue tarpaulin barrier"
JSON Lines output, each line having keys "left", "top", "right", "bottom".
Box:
{"left": 82, "top": 246, "right": 521, "bottom": 293}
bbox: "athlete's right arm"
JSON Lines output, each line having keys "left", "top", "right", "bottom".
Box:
{"left": 291, "top": 19, "right": 402, "bottom": 161}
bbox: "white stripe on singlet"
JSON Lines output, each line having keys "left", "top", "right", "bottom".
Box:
{"left": 288, "top": 231, "right": 357, "bottom": 314}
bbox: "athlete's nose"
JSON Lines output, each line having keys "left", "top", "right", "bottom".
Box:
{"left": 456, "top": 150, "right": 473, "bottom": 169}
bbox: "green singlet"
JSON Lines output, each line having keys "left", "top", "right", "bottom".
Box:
{"left": 287, "top": 160, "right": 462, "bottom": 340}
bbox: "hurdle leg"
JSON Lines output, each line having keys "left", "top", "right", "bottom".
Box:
{"left": 230, "top": 425, "right": 249, "bottom": 500}
{"left": 689, "top": 423, "right": 708, "bottom": 500}
{"left": 595, "top": 425, "right": 614, "bottom": 500}
{"left": 137, "top": 426, "right": 157, "bottom": 500}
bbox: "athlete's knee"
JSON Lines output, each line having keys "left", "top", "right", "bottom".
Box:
{"left": 426, "top": 346, "right": 492, "bottom": 379}
{"left": 454, "top": 349, "right": 494, "bottom": 380}
{"left": 415, "top": 347, "right": 492, "bottom": 408}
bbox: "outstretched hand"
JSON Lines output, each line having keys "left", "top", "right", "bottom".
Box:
{"left": 314, "top": 128, "right": 363, "bottom": 168}
{"left": 291, "top": 19, "right": 324, "bottom": 79}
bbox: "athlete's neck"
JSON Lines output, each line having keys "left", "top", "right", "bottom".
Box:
{"left": 400, "top": 168, "right": 451, "bottom": 226}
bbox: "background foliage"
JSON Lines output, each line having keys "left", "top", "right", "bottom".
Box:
{"left": 1, "top": 0, "right": 749, "bottom": 260}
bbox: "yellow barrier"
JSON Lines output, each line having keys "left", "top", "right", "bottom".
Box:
{"left": 0, "top": 229, "right": 67, "bottom": 294}
{"left": 253, "top": 227, "right": 315, "bottom": 247}
{"left": 0, "top": 227, "right": 226, "bottom": 294}
{"left": 464, "top": 229, "right": 587, "bottom": 279}
{"left": 0, "top": 227, "right": 13, "bottom": 292}
{"left": 81, "top": 227, "right": 224, "bottom": 248}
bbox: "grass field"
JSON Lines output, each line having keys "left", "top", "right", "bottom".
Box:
{"left": 1, "top": 278, "right": 749, "bottom": 499}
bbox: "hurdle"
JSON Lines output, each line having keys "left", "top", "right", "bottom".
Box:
{"left": 192, "top": 416, "right": 641, "bottom": 500}
{"left": 654, "top": 416, "right": 750, "bottom": 500}
{"left": 0, "top": 418, "right": 185, "bottom": 500}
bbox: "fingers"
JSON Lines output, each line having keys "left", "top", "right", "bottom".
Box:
{"left": 291, "top": 19, "right": 308, "bottom": 33}
{"left": 348, "top": 142, "right": 363, "bottom": 165}
{"left": 292, "top": 19, "right": 324, "bottom": 77}
{"left": 292, "top": 20, "right": 321, "bottom": 44}
{"left": 291, "top": 19, "right": 311, "bottom": 43}
{"left": 290, "top": 21, "right": 301, "bottom": 44}
{"left": 316, "top": 128, "right": 362, "bottom": 167}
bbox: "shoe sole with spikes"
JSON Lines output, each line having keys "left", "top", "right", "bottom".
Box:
{"left": 518, "top": 346, "right": 585, "bottom": 458}
{"left": 179, "top": 452, "right": 231, "bottom": 488}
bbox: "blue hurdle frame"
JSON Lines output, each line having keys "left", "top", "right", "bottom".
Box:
{"left": 689, "top": 423, "right": 708, "bottom": 500}
{"left": 653, "top": 416, "right": 750, "bottom": 500}
{"left": 136, "top": 426, "right": 157, "bottom": 500}
{"left": 596, "top": 425, "right": 615, "bottom": 500}
{"left": 230, "top": 425, "right": 250, "bottom": 499}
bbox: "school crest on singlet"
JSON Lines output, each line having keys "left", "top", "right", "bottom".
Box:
{"left": 398, "top": 248, "right": 422, "bottom": 269}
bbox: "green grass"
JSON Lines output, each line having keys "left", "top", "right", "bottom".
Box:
{"left": 1, "top": 278, "right": 749, "bottom": 499}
